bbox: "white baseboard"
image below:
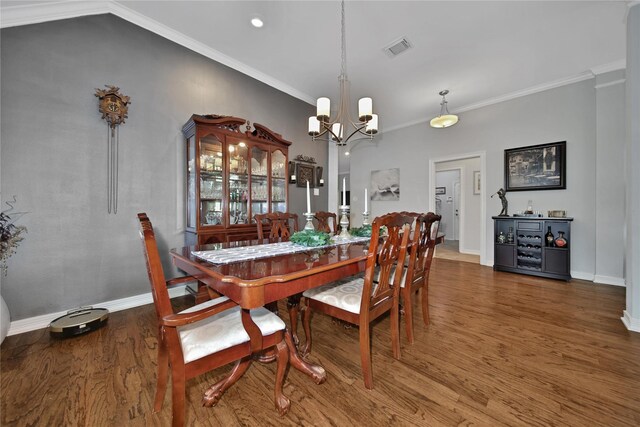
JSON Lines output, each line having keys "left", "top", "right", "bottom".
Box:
{"left": 571, "top": 271, "right": 594, "bottom": 281}
{"left": 7, "top": 285, "right": 187, "bottom": 337}
{"left": 593, "top": 275, "right": 626, "bottom": 287}
{"left": 459, "top": 248, "right": 481, "bottom": 256}
{"left": 622, "top": 310, "right": 640, "bottom": 333}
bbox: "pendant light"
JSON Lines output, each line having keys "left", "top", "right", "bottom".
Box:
{"left": 430, "top": 90, "right": 459, "bottom": 129}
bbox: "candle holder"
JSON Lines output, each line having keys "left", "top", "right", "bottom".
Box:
{"left": 303, "top": 212, "right": 315, "bottom": 231}
{"left": 362, "top": 211, "right": 370, "bottom": 226}
{"left": 338, "top": 205, "right": 351, "bottom": 240}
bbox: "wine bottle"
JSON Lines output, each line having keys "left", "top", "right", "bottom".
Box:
{"left": 545, "top": 226, "right": 554, "bottom": 247}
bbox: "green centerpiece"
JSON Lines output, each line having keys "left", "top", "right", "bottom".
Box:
{"left": 290, "top": 230, "right": 332, "bottom": 247}
{"left": 350, "top": 225, "right": 372, "bottom": 237}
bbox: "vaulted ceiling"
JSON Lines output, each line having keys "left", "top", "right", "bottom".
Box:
{"left": 1, "top": 1, "right": 629, "bottom": 133}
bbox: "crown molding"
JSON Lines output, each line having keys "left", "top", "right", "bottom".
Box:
{"left": 590, "top": 59, "right": 627, "bottom": 75}
{"left": 0, "top": 0, "right": 316, "bottom": 106}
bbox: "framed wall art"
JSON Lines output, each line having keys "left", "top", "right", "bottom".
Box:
{"left": 370, "top": 168, "right": 400, "bottom": 201}
{"left": 296, "top": 163, "right": 315, "bottom": 188}
{"left": 504, "top": 141, "right": 566, "bottom": 191}
{"left": 473, "top": 171, "right": 481, "bottom": 195}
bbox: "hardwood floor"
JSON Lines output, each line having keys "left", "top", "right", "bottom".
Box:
{"left": 2, "top": 259, "right": 639, "bottom": 426}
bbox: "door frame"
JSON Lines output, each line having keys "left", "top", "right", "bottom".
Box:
{"left": 429, "top": 151, "right": 487, "bottom": 265}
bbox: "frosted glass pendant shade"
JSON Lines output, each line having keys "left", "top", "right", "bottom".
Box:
{"left": 430, "top": 114, "right": 459, "bottom": 128}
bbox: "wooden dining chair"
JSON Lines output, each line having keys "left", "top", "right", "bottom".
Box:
{"left": 314, "top": 211, "right": 338, "bottom": 234}
{"left": 255, "top": 212, "right": 299, "bottom": 242}
{"left": 401, "top": 212, "right": 441, "bottom": 343}
{"left": 255, "top": 211, "right": 303, "bottom": 342}
{"left": 137, "top": 213, "right": 290, "bottom": 427}
{"left": 301, "top": 212, "right": 414, "bottom": 389}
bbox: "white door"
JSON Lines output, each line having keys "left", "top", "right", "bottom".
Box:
{"left": 453, "top": 181, "right": 461, "bottom": 240}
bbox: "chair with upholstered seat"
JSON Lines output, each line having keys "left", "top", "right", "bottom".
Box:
{"left": 401, "top": 212, "right": 441, "bottom": 343}
{"left": 301, "top": 212, "right": 414, "bottom": 389}
{"left": 137, "top": 213, "right": 290, "bottom": 427}
{"left": 255, "top": 211, "right": 303, "bottom": 341}
{"left": 255, "top": 212, "right": 299, "bottom": 242}
{"left": 314, "top": 211, "right": 338, "bottom": 234}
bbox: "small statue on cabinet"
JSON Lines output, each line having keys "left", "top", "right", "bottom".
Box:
{"left": 491, "top": 188, "right": 509, "bottom": 216}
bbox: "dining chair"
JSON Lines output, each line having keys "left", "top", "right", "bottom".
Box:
{"left": 137, "top": 213, "right": 290, "bottom": 427}
{"left": 301, "top": 212, "right": 414, "bottom": 389}
{"left": 255, "top": 212, "right": 299, "bottom": 242}
{"left": 255, "top": 211, "right": 303, "bottom": 341}
{"left": 314, "top": 211, "right": 338, "bottom": 234}
{"left": 401, "top": 212, "right": 441, "bottom": 344}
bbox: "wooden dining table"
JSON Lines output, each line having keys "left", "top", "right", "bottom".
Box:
{"left": 170, "top": 238, "right": 371, "bottom": 395}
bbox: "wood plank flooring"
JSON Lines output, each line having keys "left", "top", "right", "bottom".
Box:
{"left": 2, "top": 259, "right": 639, "bottom": 426}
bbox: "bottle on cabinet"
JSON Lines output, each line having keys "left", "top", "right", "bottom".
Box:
{"left": 506, "top": 227, "right": 514, "bottom": 244}
{"left": 545, "top": 226, "right": 555, "bottom": 247}
{"left": 554, "top": 231, "right": 568, "bottom": 248}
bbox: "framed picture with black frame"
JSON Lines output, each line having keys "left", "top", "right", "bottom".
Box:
{"left": 504, "top": 141, "right": 566, "bottom": 191}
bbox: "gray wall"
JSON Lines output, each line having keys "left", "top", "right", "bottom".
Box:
{"left": 349, "top": 78, "right": 626, "bottom": 281}
{"left": 0, "top": 14, "right": 325, "bottom": 319}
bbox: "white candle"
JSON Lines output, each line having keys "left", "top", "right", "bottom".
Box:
{"left": 342, "top": 178, "right": 346, "bottom": 206}
{"left": 306, "top": 180, "right": 311, "bottom": 213}
{"left": 364, "top": 188, "right": 368, "bottom": 212}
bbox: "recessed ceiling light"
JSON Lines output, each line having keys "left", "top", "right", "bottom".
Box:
{"left": 345, "top": 151, "right": 350, "bottom": 156}
{"left": 251, "top": 17, "right": 264, "bottom": 28}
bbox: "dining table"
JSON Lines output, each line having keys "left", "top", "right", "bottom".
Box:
{"left": 170, "top": 236, "right": 372, "bottom": 395}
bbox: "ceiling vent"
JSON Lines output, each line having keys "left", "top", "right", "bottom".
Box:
{"left": 383, "top": 37, "right": 412, "bottom": 58}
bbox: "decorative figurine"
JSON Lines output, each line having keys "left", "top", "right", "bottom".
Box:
{"left": 491, "top": 188, "right": 509, "bottom": 216}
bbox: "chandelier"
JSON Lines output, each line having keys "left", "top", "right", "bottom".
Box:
{"left": 308, "top": 0, "right": 378, "bottom": 146}
{"left": 430, "top": 90, "right": 459, "bottom": 128}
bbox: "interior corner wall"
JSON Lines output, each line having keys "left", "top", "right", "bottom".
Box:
{"left": 595, "top": 70, "right": 626, "bottom": 285}
{"left": 349, "top": 78, "right": 626, "bottom": 281}
{"left": 0, "top": 14, "right": 324, "bottom": 320}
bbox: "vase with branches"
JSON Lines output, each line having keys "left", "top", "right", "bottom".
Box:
{"left": 0, "top": 198, "right": 27, "bottom": 276}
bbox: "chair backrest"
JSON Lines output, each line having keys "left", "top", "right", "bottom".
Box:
{"left": 137, "top": 213, "right": 173, "bottom": 321}
{"left": 406, "top": 212, "right": 441, "bottom": 288}
{"left": 255, "top": 212, "right": 299, "bottom": 242}
{"left": 314, "top": 211, "right": 337, "bottom": 234}
{"left": 361, "top": 212, "right": 415, "bottom": 312}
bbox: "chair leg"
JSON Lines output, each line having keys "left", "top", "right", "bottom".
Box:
{"left": 300, "top": 302, "right": 312, "bottom": 357}
{"left": 169, "top": 358, "right": 186, "bottom": 427}
{"left": 359, "top": 322, "right": 374, "bottom": 389}
{"left": 391, "top": 295, "right": 401, "bottom": 360}
{"left": 421, "top": 279, "right": 430, "bottom": 325}
{"left": 274, "top": 338, "right": 291, "bottom": 416}
{"left": 153, "top": 333, "right": 169, "bottom": 413}
{"left": 403, "top": 286, "right": 415, "bottom": 344}
{"left": 287, "top": 293, "right": 302, "bottom": 346}
{"left": 202, "top": 357, "right": 252, "bottom": 407}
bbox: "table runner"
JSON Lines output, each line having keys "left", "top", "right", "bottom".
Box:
{"left": 192, "top": 236, "right": 370, "bottom": 265}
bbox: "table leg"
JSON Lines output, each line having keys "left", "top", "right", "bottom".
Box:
{"left": 202, "top": 357, "right": 252, "bottom": 407}
{"left": 284, "top": 329, "right": 326, "bottom": 385}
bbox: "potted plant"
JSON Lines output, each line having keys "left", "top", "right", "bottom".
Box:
{"left": 1, "top": 200, "right": 27, "bottom": 343}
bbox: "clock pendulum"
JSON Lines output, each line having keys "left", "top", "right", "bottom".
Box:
{"left": 94, "top": 85, "right": 131, "bottom": 214}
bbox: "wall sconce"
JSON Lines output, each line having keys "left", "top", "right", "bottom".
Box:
{"left": 316, "top": 166, "right": 324, "bottom": 187}
{"left": 288, "top": 161, "right": 297, "bottom": 183}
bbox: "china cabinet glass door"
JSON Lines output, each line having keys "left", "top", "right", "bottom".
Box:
{"left": 250, "top": 146, "right": 269, "bottom": 222}
{"left": 271, "top": 149, "right": 287, "bottom": 213}
{"left": 199, "top": 134, "right": 223, "bottom": 227}
{"left": 228, "top": 140, "right": 249, "bottom": 225}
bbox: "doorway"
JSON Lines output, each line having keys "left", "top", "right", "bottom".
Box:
{"left": 429, "top": 152, "right": 486, "bottom": 265}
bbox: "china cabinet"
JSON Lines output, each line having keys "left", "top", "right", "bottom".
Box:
{"left": 493, "top": 216, "right": 573, "bottom": 280}
{"left": 183, "top": 115, "right": 291, "bottom": 247}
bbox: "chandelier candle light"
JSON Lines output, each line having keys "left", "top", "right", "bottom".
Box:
{"left": 304, "top": 181, "right": 315, "bottom": 230}
{"left": 308, "top": 0, "right": 379, "bottom": 146}
{"left": 362, "top": 188, "right": 370, "bottom": 226}
{"left": 338, "top": 177, "right": 351, "bottom": 239}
